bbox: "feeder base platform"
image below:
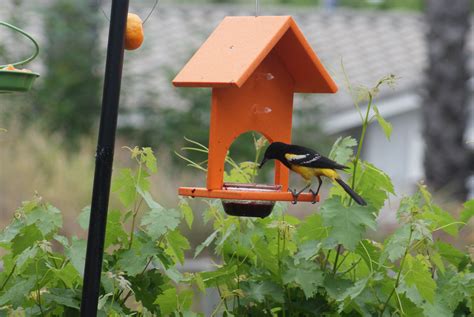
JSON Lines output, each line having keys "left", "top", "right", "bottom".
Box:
{"left": 178, "top": 187, "right": 320, "bottom": 203}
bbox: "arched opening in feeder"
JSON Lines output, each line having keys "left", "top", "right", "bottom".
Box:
{"left": 220, "top": 131, "right": 279, "bottom": 218}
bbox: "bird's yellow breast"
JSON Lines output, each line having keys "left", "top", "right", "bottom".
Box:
{"left": 314, "top": 168, "right": 339, "bottom": 180}
{"left": 290, "top": 165, "right": 339, "bottom": 181}
{"left": 289, "top": 165, "right": 315, "bottom": 180}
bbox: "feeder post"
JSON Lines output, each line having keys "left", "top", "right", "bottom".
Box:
{"left": 80, "top": 0, "right": 129, "bottom": 316}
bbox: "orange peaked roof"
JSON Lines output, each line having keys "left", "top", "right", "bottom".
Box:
{"left": 173, "top": 16, "right": 338, "bottom": 93}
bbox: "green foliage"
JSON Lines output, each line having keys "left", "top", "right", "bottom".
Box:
{"left": 1, "top": 75, "right": 472, "bottom": 316}
{"left": 321, "top": 197, "right": 377, "bottom": 250}
{"left": 0, "top": 147, "right": 197, "bottom": 315}
{"left": 189, "top": 153, "right": 472, "bottom": 316}
{"left": 183, "top": 75, "right": 472, "bottom": 316}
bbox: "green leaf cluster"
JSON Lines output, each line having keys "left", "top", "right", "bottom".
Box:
{"left": 1, "top": 75, "right": 473, "bottom": 316}
{"left": 191, "top": 166, "right": 473, "bottom": 316}
{"left": 0, "top": 147, "right": 199, "bottom": 316}
{"left": 186, "top": 75, "right": 472, "bottom": 316}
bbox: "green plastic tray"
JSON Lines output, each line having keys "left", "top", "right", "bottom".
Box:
{"left": 0, "top": 21, "right": 40, "bottom": 93}
{"left": 0, "top": 69, "right": 39, "bottom": 93}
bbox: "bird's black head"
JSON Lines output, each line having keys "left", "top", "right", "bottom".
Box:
{"left": 259, "top": 142, "right": 290, "bottom": 169}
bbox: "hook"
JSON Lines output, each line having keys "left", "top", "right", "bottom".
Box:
{"left": 101, "top": 0, "right": 159, "bottom": 24}
{"left": 143, "top": 0, "right": 160, "bottom": 24}
{"left": 0, "top": 22, "right": 40, "bottom": 68}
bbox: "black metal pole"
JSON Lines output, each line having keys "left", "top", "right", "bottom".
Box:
{"left": 80, "top": 1, "right": 129, "bottom": 316}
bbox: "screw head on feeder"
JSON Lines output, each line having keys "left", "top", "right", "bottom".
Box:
{"left": 125, "top": 13, "right": 144, "bottom": 50}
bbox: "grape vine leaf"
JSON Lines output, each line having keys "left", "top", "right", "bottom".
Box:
{"left": 432, "top": 270, "right": 472, "bottom": 312}
{"left": 179, "top": 198, "right": 194, "bottom": 229}
{"left": 435, "top": 241, "right": 467, "bottom": 268}
{"left": 422, "top": 205, "right": 458, "bottom": 237}
{"left": 355, "top": 162, "right": 394, "bottom": 210}
{"left": 129, "top": 270, "right": 166, "bottom": 313}
{"left": 321, "top": 197, "right": 376, "bottom": 250}
{"left": 329, "top": 136, "right": 357, "bottom": 165}
{"left": 460, "top": 199, "right": 474, "bottom": 224}
{"left": 16, "top": 245, "right": 38, "bottom": 269}
{"left": 52, "top": 263, "right": 82, "bottom": 289}
{"left": 282, "top": 259, "right": 324, "bottom": 298}
{"left": 355, "top": 239, "right": 381, "bottom": 272}
{"left": 66, "top": 237, "right": 87, "bottom": 276}
{"left": 0, "top": 276, "right": 36, "bottom": 307}
{"left": 117, "top": 240, "right": 159, "bottom": 276}
{"left": 26, "top": 204, "right": 62, "bottom": 237}
{"left": 253, "top": 238, "right": 279, "bottom": 275}
{"left": 323, "top": 275, "right": 353, "bottom": 299}
{"left": 154, "top": 288, "right": 193, "bottom": 315}
{"left": 111, "top": 168, "right": 136, "bottom": 207}
{"left": 241, "top": 280, "right": 284, "bottom": 303}
{"left": 294, "top": 241, "right": 321, "bottom": 264}
{"left": 382, "top": 225, "right": 412, "bottom": 262}
{"left": 373, "top": 105, "right": 393, "bottom": 140}
{"left": 104, "top": 209, "right": 128, "bottom": 249}
{"left": 141, "top": 206, "right": 180, "bottom": 240}
{"left": 194, "top": 230, "right": 218, "bottom": 258}
{"left": 43, "top": 289, "right": 80, "bottom": 310}
{"left": 402, "top": 254, "right": 436, "bottom": 303}
{"left": 142, "top": 147, "right": 158, "bottom": 173}
{"left": 422, "top": 300, "right": 451, "bottom": 317}
{"left": 200, "top": 265, "right": 238, "bottom": 287}
{"left": 11, "top": 224, "right": 43, "bottom": 256}
{"left": 0, "top": 219, "right": 24, "bottom": 247}
{"left": 335, "top": 277, "right": 369, "bottom": 312}
{"left": 165, "top": 229, "right": 190, "bottom": 264}
{"left": 296, "top": 213, "right": 329, "bottom": 243}
{"left": 193, "top": 273, "right": 206, "bottom": 293}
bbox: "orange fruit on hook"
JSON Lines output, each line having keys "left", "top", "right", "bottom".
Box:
{"left": 125, "top": 13, "right": 144, "bottom": 50}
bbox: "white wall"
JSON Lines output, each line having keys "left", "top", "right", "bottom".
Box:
{"left": 363, "top": 108, "right": 423, "bottom": 195}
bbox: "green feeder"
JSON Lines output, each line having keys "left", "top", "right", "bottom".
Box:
{"left": 0, "top": 21, "right": 40, "bottom": 93}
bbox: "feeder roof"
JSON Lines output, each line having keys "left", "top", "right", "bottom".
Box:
{"left": 172, "top": 16, "right": 337, "bottom": 93}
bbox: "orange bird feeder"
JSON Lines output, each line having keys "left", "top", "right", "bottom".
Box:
{"left": 173, "top": 16, "right": 337, "bottom": 216}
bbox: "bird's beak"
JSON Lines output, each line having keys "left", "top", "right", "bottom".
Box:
{"left": 259, "top": 157, "right": 268, "bottom": 169}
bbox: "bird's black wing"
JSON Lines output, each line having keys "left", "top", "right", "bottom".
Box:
{"left": 285, "top": 145, "right": 347, "bottom": 170}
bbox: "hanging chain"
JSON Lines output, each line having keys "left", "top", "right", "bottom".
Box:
{"left": 256, "top": 0, "right": 259, "bottom": 16}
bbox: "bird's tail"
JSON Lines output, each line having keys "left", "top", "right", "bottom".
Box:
{"left": 335, "top": 178, "right": 367, "bottom": 206}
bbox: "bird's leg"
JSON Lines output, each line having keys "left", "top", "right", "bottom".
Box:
{"left": 309, "top": 177, "right": 323, "bottom": 204}
{"left": 289, "top": 184, "right": 310, "bottom": 204}
{"left": 289, "top": 188, "right": 298, "bottom": 205}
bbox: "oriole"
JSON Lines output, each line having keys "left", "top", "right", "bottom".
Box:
{"left": 259, "top": 142, "right": 367, "bottom": 206}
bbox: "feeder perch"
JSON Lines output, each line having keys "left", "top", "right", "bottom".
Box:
{"left": 173, "top": 16, "right": 338, "bottom": 216}
{"left": 0, "top": 21, "right": 40, "bottom": 93}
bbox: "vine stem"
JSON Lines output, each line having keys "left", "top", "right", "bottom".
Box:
{"left": 322, "top": 250, "right": 331, "bottom": 270}
{"left": 35, "top": 262, "right": 45, "bottom": 316}
{"left": 335, "top": 250, "right": 350, "bottom": 272}
{"left": 351, "top": 93, "right": 373, "bottom": 191}
{"left": 128, "top": 161, "right": 144, "bottom": 250}
{"left": 380, "top": 226, "right": 414, "bottom": 315}
{"left": 236, "top": 219, "right": 242, "bottom": 310}
{"left": 121, "top": 256, "right": 153, "bottom": 304}
{"left": 277, "top": 213, "right": 287, "bottom": 317}
{"left": 330, "top": 92, "right": 374, "bottom": 278}
{"left": 332, "top": 244, "right": 342, "bottom": 275}
{"left": 0, "top": 264, "right": 16, "bottom": 291}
